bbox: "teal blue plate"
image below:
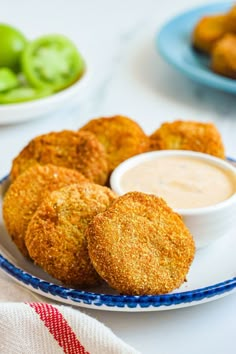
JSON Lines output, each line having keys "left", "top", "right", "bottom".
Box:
{"left": 157, "top": 2, "right": 236, "bottom": 93}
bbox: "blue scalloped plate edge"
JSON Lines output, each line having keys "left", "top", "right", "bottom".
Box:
{"left": 0, "top": 253, "right": 235, "bottom": 311}
{"left": 156, "top": 2, "right": 236, "bottom": 93}
{"left": 0, "top": 170, "right": 236, "bottom": 312}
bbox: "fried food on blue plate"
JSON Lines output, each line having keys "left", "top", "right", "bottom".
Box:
{"left": 25, "top": 183, "right": 116, "bottom": 287}
{"left": 225, "top": 5, "right": 236, "bottom": 32}
{"left": 79, "top": 115, "right": 149, "bottom": 173}
{"left": 149, "top": 120, "right": 225, "bottom": 158}
{"left": 211, "top": 34, "right": 236, "bottom": 79}
{"left": 10, "top": 130, "right": 109, "bottom": 185}
{"left": 3, "top": 164, "right": 88, "bottom": 257}
{"left": 87, "top": 192, "right": 195, "bottom": 295}
{"left": 192, "top": 15, "right": 228, "bottom": 54}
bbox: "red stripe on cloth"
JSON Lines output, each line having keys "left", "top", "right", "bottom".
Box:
{"left": 28, "top": 303, "right": 90, "bottom": 354}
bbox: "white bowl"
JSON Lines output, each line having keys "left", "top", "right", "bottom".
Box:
{"left": 110, "top": 150, "right": 236, "bottom": 249}
{"left": 0, "top": 65, "right": 91, "bottom": 125}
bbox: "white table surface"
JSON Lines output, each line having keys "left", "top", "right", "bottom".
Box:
{"left": 0, "top": 0, "right": 235, "bottom": 353}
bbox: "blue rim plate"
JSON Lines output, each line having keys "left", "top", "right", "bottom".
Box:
{"left": 0, "top": 169, "right": 236, "bottom": 312}
{"left": 157, "top": 2, "right": 236, "bottom": 93}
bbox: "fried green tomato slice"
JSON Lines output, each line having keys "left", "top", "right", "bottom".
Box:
{"left": 192, "top": 15, "right": 228, "bottom": 54}
{"left": 211, "top": 34, "right": 236, "bottom": 79}
{"left": 3, "top": 164, "right": 88, "bottom": 257}
{"left": 225, "top": 5, "right": 236, "bottom": 32}
{"left": 25, "top": 183, "right": 116, "bottom": 287}
{"left": 149, "top": 120, "right": 225, "bottom": 159}
{"left": 87, "top": 192, "right": 195, "bottom": 295}
{"left": 79, "top": 115, "right": 149, "bottom": 173}
{"left": 10, "top": 130, "right": 109, "bottom": 185}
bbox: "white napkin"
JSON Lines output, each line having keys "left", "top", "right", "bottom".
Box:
{"left": 0, "top": 301, "right": 139, "bottom": 354}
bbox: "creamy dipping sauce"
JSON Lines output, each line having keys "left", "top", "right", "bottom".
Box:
{"left": 120, "top": 156, "right": 236, "bottom": 209}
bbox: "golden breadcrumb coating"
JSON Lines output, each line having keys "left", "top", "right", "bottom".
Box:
{"left": 10, "top": 130, "right": 109, "bottom": 185}
{"left": 79, "top": 115, "right": 149, "bottom": 173}
{"left": 87, "top": 192, "right": 195, "bottom": 295}
{"left": 3, "top": 164, "right": 88, "bottom": 257}
{"left": 192, "top": 15, "right": 228, "bottom": 54}
{"left": 225, "top": 5, "right": 236, "bottom": 32}
{"left": 149, "top": 120, "right": 225, "bottom": 158}
{"left": 25, "top": 183, "right": 116, "bottom": 287}
{"left": 211, "top": 33, "right": 236, "bottom": 79}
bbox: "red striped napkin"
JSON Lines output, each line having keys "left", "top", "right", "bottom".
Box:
{"left": 0, "top": 302, "right": 139, "bottom": 354}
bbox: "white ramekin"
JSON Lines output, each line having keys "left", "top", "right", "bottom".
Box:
{"left": 110, "top": 150, "right": 236, "bottom": 249}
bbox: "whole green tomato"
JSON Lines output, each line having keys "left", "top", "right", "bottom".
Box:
{"left": 0, "top": 23, "right": 27, "bottom": 72}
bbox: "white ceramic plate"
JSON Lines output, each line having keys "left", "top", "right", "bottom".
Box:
{"left": 0, "top": 174, "right": 235, "bottom": 312}
{"left": 0, "top": 64, "right": 91, "bottom": 125}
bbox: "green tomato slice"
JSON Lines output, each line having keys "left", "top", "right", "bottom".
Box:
{"left": 0, "top": 67, "right": 20, "bottom": 92}
{"left": 0, "top": 86, "right": 52, "bottom": 104}
{"left": 21, "top": 34, "right": 85, "bottom": 92}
